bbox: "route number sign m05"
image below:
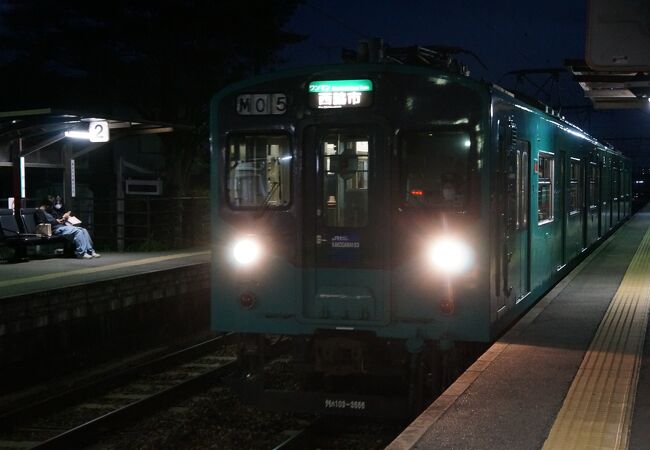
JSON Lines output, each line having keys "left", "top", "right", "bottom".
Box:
{"left": 236, "top": 93, "right": 287, "bottom": 115}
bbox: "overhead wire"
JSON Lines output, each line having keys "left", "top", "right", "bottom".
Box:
{"left": 464, "top": 4, "right": 549, "bottom": 80}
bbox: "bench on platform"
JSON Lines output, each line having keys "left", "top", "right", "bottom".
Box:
{"left": 0, "top": 208, "right": 71, "bottom": 262}
{"left": 20, "top": 208, "right": 73, "bottom": 256}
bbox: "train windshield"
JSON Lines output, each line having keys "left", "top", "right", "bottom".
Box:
{"left": 226, "top": 134, "right": 291, "bottom": 208}
{"left": 400, "top": 129, "right": 472, "bottom": 212}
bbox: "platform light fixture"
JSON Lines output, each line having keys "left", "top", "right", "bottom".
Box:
{"left": 19, "top": 156, "right": 25, "bottom": 198}
{"left": 65, "top": 130, "right": 91, "bottom": 140}
{"left": 65, "top": 120, "right": 110, "bottom": 142}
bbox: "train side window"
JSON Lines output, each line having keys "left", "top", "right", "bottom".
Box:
{"left": 226, "top": 134, "right": 291, "bottom": 209}
{"left": 589, "top": 162, "right": 599, "bottom": 208}
{"left": 569, "top": 158, "right": 581, "bottom": 214}
{"left": 538, "top": 152, "right": 554, "bottom": 224}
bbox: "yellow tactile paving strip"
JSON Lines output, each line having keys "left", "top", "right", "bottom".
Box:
{"left": 543, "top": 227, "right": 650, "bottom": 450}
{"left": 0, "top": 251, "right": 210, "bottom": 290}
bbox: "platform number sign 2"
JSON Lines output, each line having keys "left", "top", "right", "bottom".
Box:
{"left": 237, "top": 93, "right": 287, "bottom": 115}
{"left": 89, "top": 120, "right": 110, "bottom": 142}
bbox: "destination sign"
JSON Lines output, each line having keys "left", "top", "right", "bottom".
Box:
{"left": 308, "top": 79, "right": 373, "bottom": 109}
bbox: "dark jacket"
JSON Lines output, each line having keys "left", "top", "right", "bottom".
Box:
{"left": 35, "top": 208, "right": 63, "bottom": 230}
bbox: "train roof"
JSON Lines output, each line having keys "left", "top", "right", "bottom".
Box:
{"left": 490, "top": 84, "right": 623, "bottom": 156}
{"left": 213, "top": 62, "right": 623, "bottom": 158}
{"left": 489, "top": 83, "right": 621, "bottom": 155}
{"left": 212, "top": 62, "right": 485, "bottom": 102}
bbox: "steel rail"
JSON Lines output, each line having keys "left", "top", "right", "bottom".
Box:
{"left": 0, "top": 333, "right": 234, "bottom": 430}
{"left": 273, "top": 418, "right": 329, "bottom": 450}
{"left": 33, "top": 359, "right": 238, "bottom": 449}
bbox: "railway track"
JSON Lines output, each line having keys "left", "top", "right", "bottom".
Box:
{"left": 273, "top": 418, "right": 328, "bottom": 450}
{"left": 273, "top": 417, "right": 404, "bottom": 450}
{"left": 0, "top": 334, "right": 239, "bottom": 449}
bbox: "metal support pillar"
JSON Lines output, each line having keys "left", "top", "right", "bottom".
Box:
{"left": 116, "top": 156, "right": 125, "bottom": 252}
{"left": 9, "top": 138, "right": 24, "bottom": 211}
{"left": 63, "top": 144, "right": 74, "bottom": 210}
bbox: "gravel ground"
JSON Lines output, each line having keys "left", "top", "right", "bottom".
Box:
{"left": 92, "top": 386, "right": 403, "bottom": 450}
{"left": 0, "top": 331, "right": 219, "bottom": 414}
{"left": 92, "top": 385, "right": 313, "bottom": 449}
{"left": 90, "top": 357, "right": 405, "bottom": 450}
{"left": 7, "top": 337, "right": 405, "bottom": 450}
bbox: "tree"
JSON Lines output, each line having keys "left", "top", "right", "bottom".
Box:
{"left": 1, "top": 0, "right": 304, "bottom": 194}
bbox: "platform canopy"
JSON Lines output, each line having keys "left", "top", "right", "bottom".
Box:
{"left": 0, "top": 107, "right": 193, "bottom": 211}
{"left": 566, "top": 60, "right": 650, "bottom": 110}
{"left": 566, "top": 0, "right": 650, "bottom": 110}
{"left": 0, "top": 107, "right": 189, "bottom": 164}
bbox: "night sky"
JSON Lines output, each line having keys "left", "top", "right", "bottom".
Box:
{"left": 1, "top": 1, "right": 648, "bottom": 165}
{"left": 284, "top": 0, "right": 585, "bottom": 80}
{"left": 282, "top": 0, "right": 650, "bottom": 166}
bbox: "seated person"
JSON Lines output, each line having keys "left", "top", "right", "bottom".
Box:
{"left": 36, "top": 199, "right": 100, "bottom": 259}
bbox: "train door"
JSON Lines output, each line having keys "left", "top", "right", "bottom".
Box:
{"left": 601, "top": 155, "right": 611, "bottom": 232}
{"left": 590, "top": 155, "right": 602, "bottom": 240}
{"left": 301, "top": 126, "right": 389, "bottom": 324}
{"left": 497, "top": 118, "right": 530, "bottom": 315}
{"left": 558, "top": 150, "right": 567, "bottom": 270}
{"left": 513, "top": 140, "right": 530, "bottom": 301}
{"left": 580, "top": 158, "right": 588, "bottom": 249}
{"left": 580, "top": 158, "right": 587, "bottom": 249}
{"left": 617, "top": 167, "right": 622, "bottom": 219}
{"left": 615, "top": 164, "right": 619, "bottom": 223}
{"left": 625, "top": 168, "right": 628, "bottom": 217}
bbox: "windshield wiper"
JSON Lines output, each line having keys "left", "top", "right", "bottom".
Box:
{"left": 255, "top": 182, "right": 280, "bottom": 218}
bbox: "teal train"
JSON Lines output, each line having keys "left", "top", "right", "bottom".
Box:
{"left": 210, "top": 52, "right": 631, "bottom": 417}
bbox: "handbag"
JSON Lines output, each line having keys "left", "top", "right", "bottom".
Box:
{"left": 36, "top": 223, "right": 52, "bottom": 237}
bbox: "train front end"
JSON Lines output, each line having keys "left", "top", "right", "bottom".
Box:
{"left": 211, "top": 65, "right": 491, "bottom": 413}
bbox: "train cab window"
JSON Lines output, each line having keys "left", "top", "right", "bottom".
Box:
{"left": 538, "top": 153, "right": 554, "bottom": 224}
{"left": 322, "top": 133, "right": 369, "bottom": 227}
{"left": 226, "top": 134, "right": 291, "bottom": 208}
{"left": 399, "top": 130, "right": 471, "bottom": 211}
{"left": 569, "top": 158, "right": 581, "bottom": 214}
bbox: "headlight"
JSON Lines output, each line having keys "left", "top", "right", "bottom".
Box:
{"left": 232, "top": 237, "right": 261, "bottom": 266}
{"left": 427, "top": 236, "right": 472, "bottom": 275}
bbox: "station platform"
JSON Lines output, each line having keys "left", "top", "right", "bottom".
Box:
{"left": 0, "top": 248, "right": 210, "bottom": 299}
{"left": 0, "top": 248, "right": 211, "bottom": 387}
{"left": 388, "top": 208, "right": 650, "bottom": 450}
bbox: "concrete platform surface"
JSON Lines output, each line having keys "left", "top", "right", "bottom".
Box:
{"left": 0, "top": 248, "right": 210, "bottom": 299}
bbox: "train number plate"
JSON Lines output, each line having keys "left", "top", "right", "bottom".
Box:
{"left": 324, "top": 399, "right": 366, "bottom": 410}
